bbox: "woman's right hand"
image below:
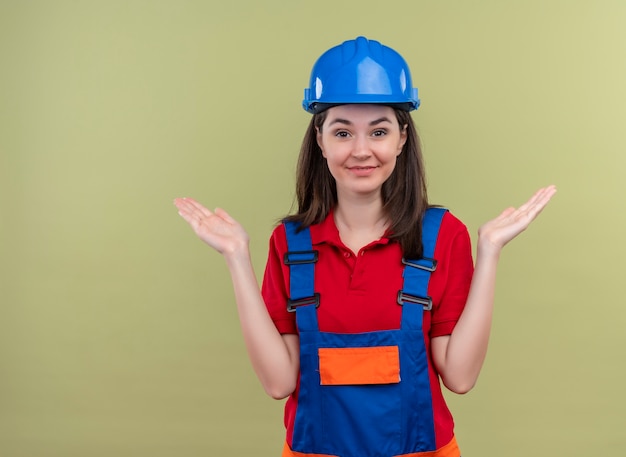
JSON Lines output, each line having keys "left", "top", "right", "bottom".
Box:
{"left": 174, "top": 198, "right": 249, "bottom": 257}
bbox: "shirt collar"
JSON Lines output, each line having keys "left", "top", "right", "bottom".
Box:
{"left": 309, "top": 209, "right": 392, "bottom": 249}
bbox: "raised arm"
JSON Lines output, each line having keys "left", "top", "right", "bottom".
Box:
{"left": 431, "top": 185, "right": 557, "bottom": 394}
{"left": 174, "top": 198, "right": 299, "bottom": 399}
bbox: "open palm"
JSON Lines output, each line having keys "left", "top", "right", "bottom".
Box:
{"left": 478, "top": 185, "right": 556, "bottom": 251}
{"left": 174, "top": 197, "right": 249, "bottom": 256}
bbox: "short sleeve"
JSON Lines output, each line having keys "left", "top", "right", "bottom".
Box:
{"left": 429, "top": 212, "right": 474, "bottom": 338}
{"left": 261, "top": 224, "right": 298, "bottom": 334}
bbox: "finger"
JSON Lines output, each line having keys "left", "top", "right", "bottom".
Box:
{"left": 524, "top": 188, "right": 556, "bottom": 220}
{"left": 511, "top": 186, "right": 557, "bottom": 220}
{"left": 180, "top": 198, "right": 214, "bottom": 218}
{"left": 514, "top": 186, "right": 550, "bottom": 214}
{"left": 174, "top": 197, "right": 203, "bottom": 214}
{"left": 174, "top": 200, "right": 213, "bottom": 226}
{"left": 214, "top": 207, "right": 237, "bottom": 224}
{"left": 175, "top": 204, "right": 202, "bottom": 226}
{"left": 531, "top": 185, "right": 557, "bottom": 206}
{"left": 510, "top": 186, "right": 556, "bottom": 228}
{"left": 523, "top": 186, "right": 557, "bottom": 213}
{"left": 173, "top": 197, "right": 190, "bottom": 211}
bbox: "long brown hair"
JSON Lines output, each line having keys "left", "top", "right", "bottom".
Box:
{"left": 284, "top": 107, "right": 430, "bottom": 259}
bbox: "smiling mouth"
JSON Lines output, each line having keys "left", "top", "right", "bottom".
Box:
{"left": 347, "top": 166, "right": 378, "bottom": 176}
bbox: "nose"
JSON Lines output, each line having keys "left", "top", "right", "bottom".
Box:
{"left": 351, "top": 134, "right": 371, "bottom": 160}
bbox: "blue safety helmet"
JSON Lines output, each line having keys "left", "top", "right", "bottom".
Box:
{"left": 303, "top": 36, "right": 420, "bottom": 114}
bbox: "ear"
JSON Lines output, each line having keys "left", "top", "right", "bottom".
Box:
{"left": 397, "top": 124, "right": 408, "bottom": 155}
{"left": 316, "top": 126, "right": 326, "bottom": 157}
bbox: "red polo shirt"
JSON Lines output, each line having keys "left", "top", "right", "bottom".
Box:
{"left": 261, "top": 209, "right": 474, "bottom": 450}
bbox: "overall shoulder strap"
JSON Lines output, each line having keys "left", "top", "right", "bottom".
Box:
{"left": 399, "top": 208, "right": 448, "bottom": 326}
{"left": 282, "top": 221, "right": 319, "bottom": 312}
{"left": 398, "top": 207, "right": 448, "bottom": 451}
{"left": 421, "top": 207, "right": 448, "bottom": 261}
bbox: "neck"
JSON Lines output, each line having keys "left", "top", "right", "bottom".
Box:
{"left": 334, "top": 194, "right": 389, "bottom": 252}
{"left": 334, "top": 203, "right": 386, "bottom": 230}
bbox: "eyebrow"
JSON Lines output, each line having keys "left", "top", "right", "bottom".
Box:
{"left": 327, "top": 116, "right": 393, "bottom": 127}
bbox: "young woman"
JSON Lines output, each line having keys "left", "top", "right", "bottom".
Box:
{"left": 174, "top": 37, "right": 556, "bottom": 457}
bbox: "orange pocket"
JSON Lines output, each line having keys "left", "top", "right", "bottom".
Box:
{"left": 318, "top": 346, "right": 400, "bottom": 385}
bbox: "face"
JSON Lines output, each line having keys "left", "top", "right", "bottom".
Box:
{"left": 317, "top": 104, "right": 407, "bottom": 201}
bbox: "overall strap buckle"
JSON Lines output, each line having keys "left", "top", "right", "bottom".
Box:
{"left": 397, "top": 291, "right": 433, "bottom": 311}
{"left": 287, "top": 293, "right": 321, "bottom": 312}
{"left": 397, "top": 256, "right": 438, "bottom": 311}
{"left": 284, "top": 250, "right": 319, "bottom": 265}
{"left": 401, "top": 257, "right": 437, "bottom": 272}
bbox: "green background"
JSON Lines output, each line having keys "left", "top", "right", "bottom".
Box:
{"left": 1, "top": 1, "right": 624, "bottom": 455}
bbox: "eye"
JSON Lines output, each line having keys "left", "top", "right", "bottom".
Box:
{"left": 334, "top": 130, "right": 351, "bottom": 138}
{"left": 372, "top": 129, "right": 387, "bottom": 137}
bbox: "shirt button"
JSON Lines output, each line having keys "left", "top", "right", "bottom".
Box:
{"left": 344, "top": 252, "right": 351, "bottom": 258}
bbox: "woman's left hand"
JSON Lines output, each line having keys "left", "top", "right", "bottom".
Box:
{"left": 478, "top": 185, "right": 557, "bottom": 253}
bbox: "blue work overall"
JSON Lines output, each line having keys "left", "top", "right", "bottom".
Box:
{"left": 282, "top": 208, "right": 451, "bottom": 457}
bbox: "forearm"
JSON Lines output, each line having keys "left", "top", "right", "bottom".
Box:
{"left": 225, "top": 250, "right": 299, "bottom": 399}
{"left": 438, "top": 243, "right": 500, "bottom": 393}
{"left": 436, "top": 186, "right": 556, "bottom": 392}
{"left": 173, "top": 200, "right": 298, "bottom": 398}
{"left": 435, "top": 187, "right": 557, "bottom": 393}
